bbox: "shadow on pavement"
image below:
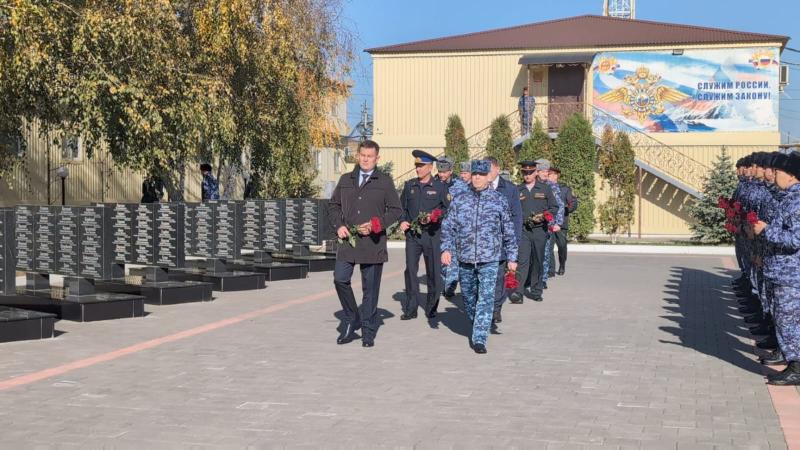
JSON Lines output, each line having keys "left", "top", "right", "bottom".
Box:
{"left": 658, "top": 266, "right": 764, "bottom": 375}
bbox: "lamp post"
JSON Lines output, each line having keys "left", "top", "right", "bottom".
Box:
{"left": 56, "top": 166, "right": 69, "bottom": 205}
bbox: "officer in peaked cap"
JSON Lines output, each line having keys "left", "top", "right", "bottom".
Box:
{"left": 512, "top": 160, "right": 559, "bottom": 303}
{"left": 399, "top": 149, "right": 449, "bottom": 320}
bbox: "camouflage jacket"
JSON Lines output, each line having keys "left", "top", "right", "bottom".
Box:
{"left": 546, "top": 180, "right": 565, "bottom": 226}
{"left": 441, "top": 186, "right": 518, "bottom": 264}
{"left": 763, "top": 183, "right": 800, "bottom": 286}
{"left": 448, "top": 178, "right": 471, "bottom": 201}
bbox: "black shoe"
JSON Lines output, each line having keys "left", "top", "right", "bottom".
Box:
{"left": 509, "top": 292, "right": 523, "bottom": 304}
{"left": 400, "top": 312, "right": 417, "bottom": 320}
{"left": 548, "top": 272, "right": 556, "bottom": 278}
{"left": 744, "top": 314, "right": 764, "bottom": 324}
{"left": 749, "top": 324, "right": 773, "bottom": 335}
{"left": 443, "top": 288, "right": 456, "bottom": 298}
{"left": 760, "top": 350, "right": 786, "bottom": 366}
{"left": 336, "top": 323, "right": 359, "bottom": 345}
{"left": 767, "top": 362, "right": 800, "bottom": 385}
{"left": 362, "top": 338, "right": 374, "bottom": 348}
{"left": 523, "top": 289, "right": 536, "bottom": 300}
{"left": 557, "top": 268, "right": 565, "bottom": 276}
{"left": 493, "top": 311, "right": 502, "bottom": 323}
{"left": 543, "top": 282, "right": 548, "bottom": 289}
{"left": 473, "top": 343, "right": 487, "bottom": 354}
{"left": 532, "top": 296, "right": 543, "bottom": 302}
{"left": 757, "top": 335, "right": 779, "bottom": 349}
{"left": 426, "top": 311, "right": 437, "bottom": 319}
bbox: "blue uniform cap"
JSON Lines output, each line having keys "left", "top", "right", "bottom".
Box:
{"left": 411, "top": 149, "right": 437, "bottom": 165}
{"left": 471, "top": 160, "right": 490, "bottom": 174}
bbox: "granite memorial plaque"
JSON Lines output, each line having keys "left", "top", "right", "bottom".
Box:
{"left": 34, "top": 206, "right": 57, "bottom": 273}
{"left": 192, "top": 202, "right": 216, "bottom": 257}
{"left": 155, "top": 203, "right": 184, "bottom": 268}
{"left": 184, "top": 202, "right": 196, "bottom": 256}
{"left": 132, "top": 203, "right": 156, "bottom": 266}
{"left": 109, "top": 203, "right": 134, "bottom": 265}
{"left": 262, "top": 199, "right": 286, "bottom": 252}
{"left": 79, "top": 206, "right": 111, "bottom": 279}
{"left": 215, "top": 201, "right": 241, "bottom": 260}
{"left": 14, "top": 206, "right": 34, "bottom": 272}
{"left": 285, "top": 199, "right": 332, "bottom": 246}
{"left": 55, "top": 206, "right": 80, "bottom": 277}
{"left": 240, "top": 200, "right": 263, "bottom": 251}
{"left": 0, "top": 209, "right": 16, "bottom": 295}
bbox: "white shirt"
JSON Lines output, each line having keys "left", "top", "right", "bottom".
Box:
{"left": 491, "top": 177, "right": 500, "bottom": 190}
{"left": 359, "top": 169, "right": 374, "bottom": 186}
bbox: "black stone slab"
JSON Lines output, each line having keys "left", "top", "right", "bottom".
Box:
{"left": 4, "top": 287, "right": 144, "bottom": 322}
{"left": 132, "top": 203, "right": 157, "bottom": 266}
{"left": 167, "top": 269, "right": 266, "bottom": 292}
{"left": 79, "top": 206, "right": 117, "bottom": 280}
{"left": 0, "top": 305, "right": 56, "bottom": 343}
{"left": 107, "top": 203, "right": 134, "bottom": 265}
{"left": 0, "top": 209, "right": 15, "bottom": 296}
{"left": 271, "top": 252, "right": 337, "bottom": 272}
{"left": 239, "top": 200, "right": 264, "bottom": 251}
{"left": 155, "top": 203, "right": 185, "bottom": 268}
{"left": 55, "top": 206, "right": 81, "bottom": 277}
{"left": 215, "top": 201, "right": 242, "bottom": 261}
{"left": 96, "top": 276, "right": 213, "bottom": 305}
{"left": 201, "top": 258, "right": 308, "bottom": 282}
{"left": 33, "top": 206, "right": 56, "bottom": 274}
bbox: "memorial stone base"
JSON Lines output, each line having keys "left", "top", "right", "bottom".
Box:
{"left": 270, "top": 253, "right": 336, "bottom": 272}
{"left": 98, "top": 268, "right": 213, "bottom": 305}
{"left": 5, "top": 288, "right": 145, "bottom": 322}
{"left": 186, "top": 257, "right": 308, "bottom": 282}
{"left": 0, "top": 304, "right": 57, "bottom": 343}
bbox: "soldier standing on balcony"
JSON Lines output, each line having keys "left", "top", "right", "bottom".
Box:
{"left": 518, "top": 86, "right": 535, "bottom": 136}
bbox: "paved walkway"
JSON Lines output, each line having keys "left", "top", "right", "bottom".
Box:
{"left": 0, "top": 251, "right": 796, "bottom": 449}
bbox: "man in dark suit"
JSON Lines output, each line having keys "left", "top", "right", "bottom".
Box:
{"left": 485, "top": 157, "right": 523, "bottom": 324}
{"left": 328, "top": 140, "right": 403, "bottom": 348}
{"left": 548, "top": 167, "right": 578, "bottom": 275}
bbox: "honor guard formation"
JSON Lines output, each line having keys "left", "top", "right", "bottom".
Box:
{"left": 728, "top": 151, "right": 800, "bottom": 386}
{"left": 329, "top": 140, "right": 578, "bottom": 354}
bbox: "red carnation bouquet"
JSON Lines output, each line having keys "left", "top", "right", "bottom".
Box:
{"left": 745, "top": 211, "right": 759, "bottom": 226}
{"left": 718, "top": 196, "right": 743, "bottom": 235}
{"left": 409, "top": 208, "right": 443, "bottom": 236}
{"left": 503, "top": 269, "right": 519, "bottom": 290}
{"left": 543, "top": 211, "right": 555, "bottom": 232}
{"left": 338, "top": 216, "right": 382, "bottom": 248}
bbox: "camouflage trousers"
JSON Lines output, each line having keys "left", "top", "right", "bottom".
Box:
{"left": 442, "top": 248, "right": 460, "bottom": 293}
{"left": 543, "top": 233, "right": 553, "bottom": 284}
{"left": 773, "top": 285, "right": 800, "bottom": 362}
{"left": 459, "top": 262, "right": 499, "bottom": 346}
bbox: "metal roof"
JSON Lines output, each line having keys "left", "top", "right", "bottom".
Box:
{"left": 518, "top": 52, "right": 596, "bottom": 65}
{"left": 366, "top": 15, "right": 789, "bottom": 54}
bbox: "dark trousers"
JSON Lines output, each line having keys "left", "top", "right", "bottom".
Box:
{"left": 515, "top": 228, "right": 548, "bottom": 297}
{"left": 403, "top": 232, "right": 442, "bottom": 315}
{"left": 334, "top": 261, "right": 384, "bottom": 338}
{"left": 547, "top": 229, "right": 568, "bottom": 273}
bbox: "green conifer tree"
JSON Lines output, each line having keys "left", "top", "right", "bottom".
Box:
{"left": 444, "top": 114, "right": 469, "bottom": 165}
{"left": 688, "top": 148, "right": 738, "bottom": 244}
{"left": 516, "top": 119, "right": 551, "bottom": 183}
{"left": 597, "top": 129, "right": 636, "bottom": 242}
{"left": 485, "top": 115, "right": 514, "bottom": 170}
{"left": 552, "top": 113, "right": 596, "bottom": 241}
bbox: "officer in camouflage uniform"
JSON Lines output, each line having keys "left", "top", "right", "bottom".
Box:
{"left": 759, "top": 152, "right": 789, "bottom": 365}
{"left": 441, "top": 160, "right": 518, "bottom": 354}
{"left": 443, "top": 161, "right": 472, "bottom": 298}
{"left": 754, "top": 151, "right": 800, "bottom": 385}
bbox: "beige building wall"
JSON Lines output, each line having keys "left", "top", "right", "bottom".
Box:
{"left": 372, "top": 41, "right": 784, "bottom": 236}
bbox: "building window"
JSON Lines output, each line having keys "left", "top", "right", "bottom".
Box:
{"left": 61, "top": 135, "right": 82, "bottom": 161}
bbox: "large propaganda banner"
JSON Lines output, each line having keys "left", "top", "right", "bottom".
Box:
{"left": 592, "top": 47, "right": 780, "bottom": 133}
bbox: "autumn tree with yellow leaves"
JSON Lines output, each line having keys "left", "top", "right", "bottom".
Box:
{"left": 0, "top": 0, "right": 353, "bottom": 198}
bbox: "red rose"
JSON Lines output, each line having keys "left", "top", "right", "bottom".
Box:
{"left": 733, "top": 201, "right": 742, "bottom": 212}
{"left": 746, "top": 211, "right": 759, "bottom": 225}
{"left": 543, "top": 211, "right": 554, "bottom": 222}
{"left": 429, "top": 208, "right": 443, "bottom": 223}
{"left": 370, "top": 217, "right": 382, "bottom": 234}
{"left": 724, "top": 222, "right": 737, "bottom": 233}
{"left": 718, "top": 197, "right": 729, "bottom": 209}
{"left": 725, "top": 208, "right": 736, "bottom": 219}
{"left": 503, "top": 270, "right": 519, "bottom": 290}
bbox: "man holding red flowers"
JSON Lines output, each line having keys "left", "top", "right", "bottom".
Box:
{"left": 328, "top": 140, "right": 403, "bottom": 348}
{"left": 398, "top": 149, "right": 450, "bottom": 320}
